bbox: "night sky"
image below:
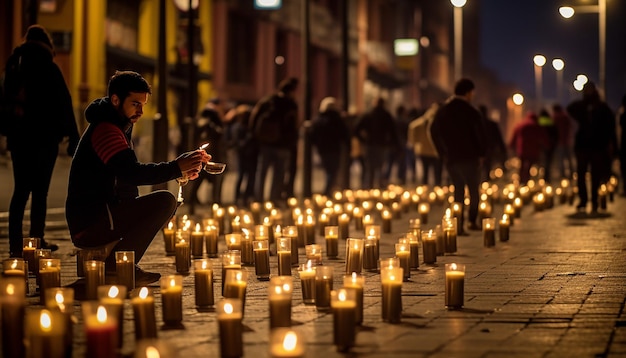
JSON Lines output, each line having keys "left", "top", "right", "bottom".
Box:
{"left": 480, "top": 0, "right": 626, "bottom": 110}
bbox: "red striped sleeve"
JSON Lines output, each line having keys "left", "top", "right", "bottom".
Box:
{"left": 92, "top": 122, "right": 130, "bottom": 164}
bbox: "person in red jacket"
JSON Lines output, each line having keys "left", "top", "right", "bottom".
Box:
{"left": 509, "top": 111, "right": 549, "bottom": 185}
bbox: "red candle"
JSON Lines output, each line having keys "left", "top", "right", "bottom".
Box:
{"left": 83, "top": 303, "right": 118, "bottom": 358}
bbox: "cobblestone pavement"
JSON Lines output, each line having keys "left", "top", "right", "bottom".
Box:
{"left": 1, "top": 158, "right": 625, "bottom": 357}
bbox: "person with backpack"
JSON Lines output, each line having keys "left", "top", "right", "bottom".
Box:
{"left": 249, "top": 77, "right": 299, "bottom": 205}
{"left": 1, "top": 25, "right": 80, "bottom": 257}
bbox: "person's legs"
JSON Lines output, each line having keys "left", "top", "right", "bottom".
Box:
{"left": 575, "top": 150, "right": 590, "bottom": 209}
{"left": 461, "top": 160, "right": 481, "bottom": 227}
{"left": 270, "top": 148, "right": 289, "bottom": 203}
{"left": 255, "top": 146, "right": 272, "bottom": 202}
{"left": 29, "top": 146, "right": 58, "bottom": 239}
{"left": 446, "top": 162, "right": 466, "bottom": 232}
{"left": 8, "top": 149, "right": 32, "bottom": 255}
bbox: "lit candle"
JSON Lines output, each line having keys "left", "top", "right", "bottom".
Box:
{"left": 175, "top": 236, "right": 190, "bottom": 274}
{"left": 282, "top": 226, "right": 300, "bottom": 266}
{"left": 191, "top": 223, "right": 205, "bottom": 258}
{"left": 161, "top": 275, "right": 183, "bottom": 326}
{"left": 134, "top": 339, "right": 173, "bottom": 358}
{"left": 331, "top": 288, "right": 357, "bottom": 352}
{"left": 345, "top": 238, "right": 363, "bottom": 274}
{"left": 342, "top": 273, "right": 364, "bottom": 325}
{"left": 115, "top": 251, "right": 135, "bottom": 290}
{"left": 240, "top": 230, "right": 254, "bottom": 266}
{"left": 162, "top": 221, "right": 176, "bottom": 256}
{"left": 298, "top": 261, "right": 316, "bottom": 304}
{"left": 97, "top": 285, "right": 126, "bottom": 349}
{"left": 365, "top": 225, "right": 381, "bottom": 261}
{"left": 253, "top": 239, "right": 271, "bottom": 280}
{"left": 34, "top": 248, "right": 52, "bottom": 291}
{"left": 395, "top": 243, "right": 411, "bottom": 281}
{"left": 84, "top": 260, "right": 105, "bottom": 301}
{"left": 442, "top": 218, "right": 457, "bottom": 254}
{"left": 2, "top": 258, "right": 28, "bottom": 296}
{"left": 217, "top": 299, "right": 243, "bottom": 358}
{"left": 205, "top": 224, "right": 219, "bottom": 258}
{"left": 445, "top": 263, "right": 465, "bottom": 309}
{"left": 504, "top": 203, "right": 516, "bottom": 225}
{"left": 324, "top": 226, "right": 339, "bottom": 259}
{"left": 295, "top": 216, "right": 306, "bottom": 248}
{"left": 269, "top": 276, "right": 293, "bottom": 329}
{"left": 352, "top": 207, "right": 363, "bottom": 231}
{"left": 82, "top": 302, "right": 118, "bottom": 358}
{"left": 391, "top": 201, "right": 402, "bottom": 219}
{"left": 482, "top": 217, "right": 496, "bottom": 247}
{"left": 131, "top": 287, "right": 157, "bottom": 339}
{"left": 225, "top": 233, "right": 242, "bottom": 252}
{"left": 513, "top": 197, "right": 523, "bottom": 218}
{"left": 419, "top": 202, "right": 430, "bottom": 225}
{"left": 315, "top": 265, "right": 333, "bottom": 311}
{"left": 338, "top": 213, "right": 350, "bottom": 241}
{"left": 363, "top": 236, "right": 378, "bottom": 271}
{"left": 305, "top": 244, "right": 323, "bottom": 266}
{"left": 381, "top": 209, "right": 392, "bottom": 233}
{"left": 407, "top": 233, "right": 419, "bottom": 269}
{"left": 499, "top": 214, "right": 510, "bottom": 242}
{"left": 22, "top": 237, "right": 38, "bottom": 274}
{"left": 1, "top": 277, "right": 26, "bottom": 358}
{"left": 380, "top": 266, "right": 403, "bottom": 323}
{"left": 38, "top": 258, "right": 61, "bottom": 304}
{"left": 408, "top": 218, "right": 421, "bottom": 242}
{"left": 533, "top": 192, "right": 545, "bottom": 212}
{"left": 193, "top": 259, "right": 214, "bottom": 308}
{"left": 421, "top": 230, "right": 437, "bottom": 264}
{"left": 362, "top": 213, "right": 374, "bottom": 229}
{"left": 269, "top": 328, "right": 305, "bottom": 358}
{"left": 224, "top": 270, "right": 249, "bottom": 318}
{"left": 26, "top": 309, "right": 66, "bottom": 357}
{"left": 318, "top": 213, "right": 329, "bottom": 236}
{"left": 304, "top": 215, "right": 316, "bottom": 246}
{"left": 277, "top": 237, "right": 292, "bottom": 276}
{"left": 221, "top": 251, "right": 241, "bottom": 296}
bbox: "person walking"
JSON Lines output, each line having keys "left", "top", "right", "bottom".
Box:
{"left": 65, "top": 71, "right": 209, "bottom": 284}
{"left": 1, "top": 25, "right": 80, "bottom": 257}
{"left": 353, "top": 97, "right": 400, "bottom": 189}
{"left": 479, "top": 105, "right": 507, "bottom": 182}
{"left": 383, "top": 105, "right": 411, "bottom": 185}
{"left": 250, "top": 77, "right": 299, "bottom": 205}
{"left": 430, "top": 78, "right": 486, "bottom": 234}
{"left": 309, "top": 97, "right": 351, "bottom": 196}
{"left": 551, "top": 104, "right": 574, "bottom": 180}
{"left": 566, "top": 82, "right": 617, "bottom": 213}
{"left": 509, "top": 111, "right": 550, "bottom": 185}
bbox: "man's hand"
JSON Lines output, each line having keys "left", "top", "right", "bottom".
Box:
{"left": 176, "top": 150, "right": 211, "bottom": 180}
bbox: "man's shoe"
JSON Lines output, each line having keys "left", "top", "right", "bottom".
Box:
{"left": 40, "top": 239, "right": 59, "bottom": 252}
{"left": 135, "top": 266, "right": 161, "bottom": 287}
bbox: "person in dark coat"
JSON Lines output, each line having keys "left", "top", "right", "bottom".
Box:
{"left": 65, "top": 71, "right": 208, "bottom": 284}
{"left": 2, "top": 25, "right": 80, "bottom": 257}
{"left": 310, "top": 97, "right": 351, "bottom": 196}
{"left": 566, "top": 82, "right": 617, "bottom": 213}
{"left": 353, "top": 97, "right": 400, "bottom": 189}
{"left": 509, "top": 111, "right": 550, "bottom": 185}
{"left": 431, "top": 78, "right": 486, "bottom": 234}
{"left": 479, "top": 105, "right": 507, "bottom": 182}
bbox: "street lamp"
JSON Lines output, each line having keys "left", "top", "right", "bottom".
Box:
{"left": 559, "top": 0, "right": 606, "bottom": 97}
{"left": 450, "top": 0, "right": 466, "bottom": 82}
{"left": 533, "top": 54, "right": 546, "bottom": 110}
{"left": 552, "top": 58, "right": 565, "bottom": 105}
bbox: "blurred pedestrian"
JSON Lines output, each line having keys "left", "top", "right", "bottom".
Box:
{"left": 66, "top": 71, "right": 209, "bottom": 284}
{"left": 250, "top": 77, "right": 299, "bottom": 204}
{"left": 509, "top": 111, "right": 549, "bottom": 185}
{"left": 479, "top": 105, "right": 507, "bottom": 182}
{"left": 353, "top": 97, "right": 400, "bottom": 189}
{"left": 537, "top": 108, "right": 558, "bottom": 183}
{"left": 431, "top": 78, "right": 486, "bottom": 234}
{"left": 310, "top": 97, "right": 350, "bottom": 196}
{"left": 383, "top": 105, "right": 411, "bottom": 185}
{"left": 567, "top": 82, "right": 617, "bottom": 213}
{"left": 551, "top": 103, "right": 574, "bottom": 180}
{"left": 408, "top": 103, "right": 443, "bottom": 187}
{"left": 189, "top": 98, "right": 225, "bottom": 209}
{"left": 228, "top": 104, "right": 257, "bottom": 205}
{"left": 1, "top": 25, "right": 80, "bottom": 257}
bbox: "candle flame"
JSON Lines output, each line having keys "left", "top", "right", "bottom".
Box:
{"left": 199, "top": 143, "right": 209, "bottom": 150}
{"left": 274, "top": 285, "right": 282, "bottom": 295}
{"left": 282, "top": 283, "right": 291, "bottom": 292}
{"left": 55, "top": 291, "right": 64, "bottom": 304}
{"left": 10, "top": 259, "right": 18, "bottom": 270}
{"left": 168, "top": 222, "right": 174, "bottom": 230}
{"left": 28, "top": 241, "right": 34, "bottom": 249}
{"left": 236, "top": 272, "right": 243, "bottom": 281}
{"left": 145, "top": 346, "right": 161, "bottom": 358}
{"left": 283, "top": 331, "right": 298, "bottom": 350}
{"left": 139, "top": 287, "right": 149, "bottom": 299}
{"left": 123, "top": 253, "right": 128, "bottom": 262}
{"left": 169, "top": 278, "right": 176, "bottom": 287}
{"left": 306, "top": 260, "right": 313, "bottom": 270}
{"left": 97, "top": 305, "right": 108, "bottom": 323}
{"left": 6, "top": 284, "right": 15, "bottom": 296}
{"left": 351, "top": 272, "right": 357, "bottom": 282}
{"left": 202, "top": 260, "right": 209, "bottom": 270}
{"left": 195, "top": 223, "right": 201, "bottom": 232}
{"left": 224, "top": 302, "right": 234, "bottom": 314}
{"left": 40, "top": 310, "right": 52, "bottom": 331}
{"left": 108, "top": 286, "right": 120, "bottom": 298}
{"left": 338, "top": 290, "right": 347, "bottom": 301}
{"left": 451, "top": 263, "right": 458, "bottom": 271}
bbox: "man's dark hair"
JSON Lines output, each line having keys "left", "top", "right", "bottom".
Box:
{"left": 107, "top": 70, "right": 152, "bottom": 102}
{"left": 454, "top": 78, "right": 475, "bottom": 96}
{"left": 24, "top": 25, "right": 53, "bottom": 49}
{"left": 278, "top": 77, "right": 298, "bottom": 94}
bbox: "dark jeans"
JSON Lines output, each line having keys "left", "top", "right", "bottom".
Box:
{"left": 318, "top": 149, "right": 341, "bottom": 196}
{"left": 255, "top": 145, "right": 290, "bottom": 203}
{"left": 446, "top": 159, "right": 481, "bottom": 230}
{"left": 235, "top": 149, "right": 258, "bottom": 205}
{"left": 576, "top": 149, "right": 610, "bottom": 209}
{"left": 362, "top": 145, "right": 388, "bottom": 189}
{"left": 421, "top": 156, "right": 443, "bottom": 186}
{"left": 9, "top": 144, "right": 59, "bottom": 253}
{"left": 71, "top": 191, "right": 177, "bottom": 266}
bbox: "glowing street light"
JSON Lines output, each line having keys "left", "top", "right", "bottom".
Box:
{"left": 533, "top": 54, "right": 546, "bottom": 109}
{"left": 450, "top": 0, "right": 467, "bottom": 82}
{"left": 552, "top": 58, "right": 565, "bottom": 104}
{"left": 512, "top": 93, "right": 524, "bottom": 106}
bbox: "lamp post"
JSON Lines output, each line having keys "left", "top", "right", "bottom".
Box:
{"left": 450, "top": 0, "right": 466, "bottom": 82}
{"left": 533, "top": 54, "right": 546, "bottom": 110}
{"left": 552, "top": 58, "right": 565, "bottom": 105}
{"left": 559, "top": 0, "right": 606, "bottom": 97}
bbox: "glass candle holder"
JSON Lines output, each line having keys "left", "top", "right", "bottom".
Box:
{"left": 499, "top": 214, "right": 510, "bottom": 242}
{"left": 221, "top": 250, "right": 241, "bottom": 297}
{"left": 25, "top": 308, "right": 67, "bottom": 358}
{"left": 193, "top": 259, "right": 214, "bottom": 308}
{"left": 305, "top": 244, "right": 323, "bottom": 266}
{"left": 217, "top": 299, "right": 243, "bottom": 358}
{"left": 84, "top": 260, "right": 105, "bottom": 301}
{"left": 277, "top": 237, "right": 292, "bottom": 276}
{"left": 314, "top": 266, "right": 333, "bottom": 311}
{"left": 175, "top": 235, "right": 190, "bottom": 274}
{"left": 22, "top": 237, "right": 39, "bottom": 274}
{"left": 407, "top": 232, "right": 419, "bottom": 269}
{"left": 253, "top": 239, "right": 271, "bottom": 280}
{"left": 395, "top": 243, "right": 411, "bottom": 280}
{"left": 282, "top": 226, "right": 300, "bottom": 266}
{"left": 268, "top": 276, "right": 293, "bottom": 329}
{"left": 363, "top": 236, "right": 378, "bottom": 271}
{"left": 421, "top": 230, "right": 437, "bottom": 264}
{"left": 445, "top": 263, "right": 465, "bottom": 309}
{"left": 225, "top": 233, "right": 242, "bottom": 252}
{"left": 298, "top": 262, "right": 316, "bottom": 304}
{"left": 269, "top": 328, "right": 305, "bottom": 358}
{"left": 224, "top": 270, "right": 249, "bottom": 318}
{"left": 161, "top": 275, "right": 183, "bottom": 326}
{"left": 343, "top": 273, "right": 364, "bottom": 325}
{"left": 190, "top": 223, "right": 205, "bottom": 258}
{"left": 115, "top": 251, "right": 135, "bottom": 290}
{"left": 162, "top": 221, "right": 176, "bottom": 256}
{"left": 345, "top": 238, "right": 363, "bottom": 274}
{"left": 338, "top": 214, "right": 350, "bottom": 241}
{"left": 442, "top": 217, "right": 457, "bottom": 254}
{"left": 331, "top": 288, "right": 357, "bottom": 352}
{"left": 419, "top": 203, "right": 430, "bottom": 225}
{"left": 1, "top": 276, "right": 27, "bottom": 358}
{"left": 38, "top": 258, "right": 61, "bottom": 304}
{"left": 324, "top": 226, "right": 339, "bottom": 259}
{"left": 482, "top": 217, "right": 496, "bottom": 247}
{"left": 204, "top": 224, "right": 219, "bottom": 258}
{"left": 2, "top": 258, "right": 28, "bottom": 296}
{"left": 97, "top": 285, "right": 126, "bottom": 349}
{"left": 381, "top": 210, "right": 392, "bottom": 233}
{"left": 380, "top": 266, "right": 403, "bottom": 323}
{"left": 82, "top": 301, "right": 119, "bottom": 357}
{"left": 131, "top": 287, "right": 157, "bottom": 340}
